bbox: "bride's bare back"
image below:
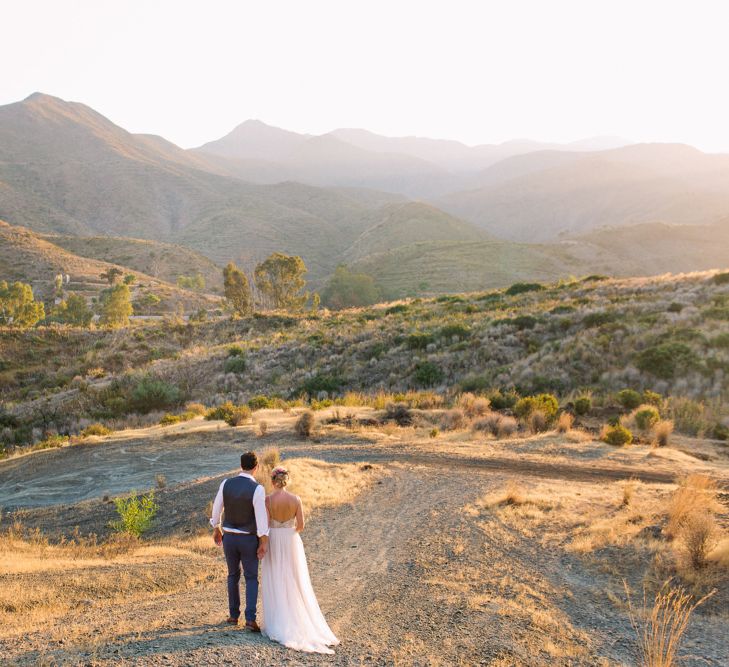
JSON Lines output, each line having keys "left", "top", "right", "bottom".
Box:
{"left": 267, "top": 489, "right": 305, "bottom": 531}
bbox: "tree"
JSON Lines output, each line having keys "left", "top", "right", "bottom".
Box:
{"left": 223, "top": 262, "right": 252, "bottom": 316}
{"left": 321, "top": 265, "right": 381, "bottom": 309}
{"left": 0, "top": 281, "right": 45, "bottom": 327}
{"left": 100, "top": 268, "right": 123, "bottom": 285}
{"left": 55, "top": 293, "right": 93, "bottom": 326}
{"left": 123, "top": 274, "right": 136, "bottom": 285}
{"left": 133, "top": 292, "right": 161, "bottom": 315}
{"left": 254, "top": 253, "right": 308, "bottom": 311}
{"left": 99, "top": 284, "right": 133, "bottom": 327}
{"left": 177, "top": 273, "right": 205, "bottom": 291}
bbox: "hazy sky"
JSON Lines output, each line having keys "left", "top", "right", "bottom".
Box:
{"left": 4, "top": 0, "right": 729, "bottom": 151}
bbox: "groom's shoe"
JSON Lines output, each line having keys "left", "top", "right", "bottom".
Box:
{"left": 245, "top": 620, "right": 261, "bottom": 633}
{"left": 225, "top": 617, "right": 239, "bottom": 625}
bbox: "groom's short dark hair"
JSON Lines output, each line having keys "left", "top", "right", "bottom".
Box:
{"left": 240, "top": 451, "right": 258, "bottom": 471}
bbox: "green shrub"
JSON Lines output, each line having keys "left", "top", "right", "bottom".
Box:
{"left": 224, "top": 356, "right": 247, "bottom": 374}
{"left": 460, "top": 375, "right": 490, "bottom": 393}
{"left": 712, "top": 423, "right": 729, "bottom": 441}
{"left": 227, "top": 345, "right": 245, "bottom": 357}
{"left": 488, "top": 390, "right": 519, "bottom": 410}
{"left": 111, "top": 491, "right": 158, "bottom": 537}
{"left": 225, "top": 405, "right": 251, "bottom": 426}
{"left": 439, "top": 324, "right": 471, "bottom": 340}
{"left": 633, "top": 405, "right": 660, "bottom": 431}
{"left": 406, "top": 333, "right": 434, "bottom": 350}
{"left": 550, "top": 305, "right": 575, "bottom": 315}
{"left": 636, "top": 343, "right": 699, "bottom": 379}
{"left": 81, "top": 423, "right": 112, "bottom": 437}
{"left": 712, "top": 272, "right": 729, "bottom": 285}
{"left": 299, "top": 373, "right": 344, "bottom": 396}
{"left": 249, "top": 395, "right": 275, "bottom": 410}
{"left": 514, "top": 394, "right": 559, "bottom": 423}
{"left": 495, "top": 315, "right": 538, "bottom": 330}
{"left": 617, "top": 389, "right": 642, "bottom": 410}
{"left": 205, "top": 402, "right": 237, "bottom": 422}
{"left": 413, "top": 361, "right": 444, "bottom": 387}
{"left": 602, "top": 423, "right": 633, "bottom": 446}
{"left": 582, "top": 311, "right": 616, "bottom": 328}
{"left": 642, "top": 390, "right": 663, "bottom": 407}
{"left": 386, "top": 304, "right": 409, "bottom": 315}
{"left": 574, "top": 396, "right": 592, "bottom": 416}
{"left": 505, "top": 282, "right": 546, "bottom": 296}
{"left": 37, "top": 434, "right": 69, "bottom": 449}
{"left": 129, "top": 377, "right": 181, "bottom": 413}
{"left": 711, "top": 333, "right": 729, "bottom": 349}
{"left": 159, "top": 413, "right": 182, "bottom": 426}
{"left": 667, "top": 397, "right": 708, "bottom": 436}
{"left": 667, "top": 302, "right": 684, "bottom": 313}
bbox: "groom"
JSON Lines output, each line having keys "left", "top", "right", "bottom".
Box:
{"left": 210, "top": 451, "right": 269, "bottom": 631}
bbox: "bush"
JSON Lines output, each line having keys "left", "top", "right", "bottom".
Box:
{"left": 440, "top": 408, "right": 468, "bottom": 431}
{"left": 295, "top": 411, "right": 316, "bottom": 438}
{"left": 474, "top": 413, "right": 518, "bottom": 438}
{"left": 249, "top": 395, "right": 275, "bottom": 410}
{"left": 712, "top": 423, "right": 729, "bottom": 441}
{"left": 412, "top": 361, "right": 444, "bottom": 387}
{"left": 299, "top": 373, "right": 344, "bottom": 396}
{"left": 581, "top": 311, "right": 616, "bottom": 328}
{"left": 406, "top": 333, "right": 434, "bottom": 350}
{"left": 184, "top": 402, "right": 207, "bottom": 416}
{"left": 514, "top": 394, "right": 559, "bottom": 423}
{"left": 383, "top": 403, "right": 414, "bottom": 426}
{"left": 81, "top": 423, "right": 112, "bottom": 437}
{"left": 205, "top": 401, "right": 237, "bottom": 422}
{"left": 602, "top": 423, "right": 633, "bottom": 446}
{"left": 527, "top": 410, "right": 549, "bottom": 433}
{"left": 617, "top": 389, "right": 642, "bottom": 410}
{"left": 496, "top": 315, "right": 538, "bottom": 330}
{"left": 668, "top": 397, "right": 709, "bottom": 436}
{"left": 159, "top": 413, "right": 182, "bottom": 426}
{"left": 636, "top": 343, "right": 699, "bottom": 379}
{"left": 225, "top": 405, "right": 251, "bottom": 426}
{"left": 633, "top": 405, "right": 660, "bottom": 431}
{"left": 505, "top": 282, "right": 545, "bottom": 296}
{"left": 439, "top": 324, "right": 471, "bottom": 340}
{"left": 224, "top": 356, "right": 247, "bottom": 374}
{"left": 712, "top": 271, "right": 729, "bottom": 285}
{"left": 386, "top": 304, "right": 409, "bottom": 315}
{"left": 574, "top": 396, "right": 592, "bottom": 416}
{"left": 456, "top": 393, "right": 491, "bottom": 418}
{"left": 111, "top": 491, "right": 158, "bottom": 537}
{"left": 227, "top": 345, "right": 245, "bottom": 357}
{"left": 488, "top": 389, "right": 519, "bottom": 411}
{"left": 129, "top": 377, "right": 181, "bottom": 413}
{"left": 642, "top": 390, "right": 663, "bottom": 407}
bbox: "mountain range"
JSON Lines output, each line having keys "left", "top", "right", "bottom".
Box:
{"left": 1, "top": 92, "right": 728, "bottom": 301}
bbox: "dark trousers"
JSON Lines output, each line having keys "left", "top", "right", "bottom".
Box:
{"left": 222, "top": 532, "right": 259, "bottom": 622}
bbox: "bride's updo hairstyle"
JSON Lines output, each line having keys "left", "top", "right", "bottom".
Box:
{"left": 271, "top": 466, "right": 290, "bottom": 488}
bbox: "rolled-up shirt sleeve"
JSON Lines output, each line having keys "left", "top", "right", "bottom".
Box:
{"left": 253, "top": 484, "right": 269, "bottom": 537}
{"left": 210, "top": 479, "right": 226, "bottom": 528}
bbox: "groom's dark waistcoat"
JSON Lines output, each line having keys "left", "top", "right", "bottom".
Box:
{"left": 222, "top": 476, "right": 259, "bottom": 534}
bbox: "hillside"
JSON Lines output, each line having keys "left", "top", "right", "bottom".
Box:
{"left": 0, "top": 220, "right": 218, "bottom": 311}
{"left": 0, "top": 94, "right": 428, "bottom": 283}
{"left": 438, "top": 144, "right": 729, "bottom": 241}
{"left": 342, "top": 202, "right": 489, "bottom": 265}
{"left": 348, "top": 239, "right": 590, "bottom": 298}
{"left": 43, "top": 234, "right": 224, "bottom": 292}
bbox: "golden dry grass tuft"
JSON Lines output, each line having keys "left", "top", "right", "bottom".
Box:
{"left": 625, "top": 580, "right": 715, "bottom": 667}
{"left": 556, "top": 412, "right": 574, "bottom": 434}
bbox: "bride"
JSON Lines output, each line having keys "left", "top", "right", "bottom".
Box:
{"left": 260, "top": 466, "right": 339, "bottom": 654}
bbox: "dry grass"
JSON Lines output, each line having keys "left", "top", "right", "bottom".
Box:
{"left": 625, "top": 580, "right": 715, "bottom": 667}
{"left": 681, "top": 512, "right": 718, "bottom": 570}
{"left": 653, "top": 420, "right": 674, "bottom": 447}
{"left": 456, "top": 393, "right": 491, "bottom": 419}
{"left": 527, "top": 410, "right": 548, "bottom": 434}
{"left": 473, "top": 412, "right": 518, "bottom": 438}
{"left": 556, "top": 412, "right": 574, "bottom": 434}
{"left": 439, "top": 408, "right": 469, "bottom": 431}
{"left": 257, "top": 419, "right": 269, "bottom": 436}
{"left": 622, "top": 479, "right": 639, "bottom": 507}
{"left": 666, "top": 474, "right": 719, "bottom": 539}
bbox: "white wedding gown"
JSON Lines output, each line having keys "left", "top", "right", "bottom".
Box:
{"left": 261, "top": 517, "right": 339, "bottom": 654}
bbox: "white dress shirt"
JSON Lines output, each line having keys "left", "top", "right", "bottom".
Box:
{"left": 210, "top": 472, "right": 270, "bottom": 537}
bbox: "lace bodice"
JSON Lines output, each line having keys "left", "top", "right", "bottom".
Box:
{"left": 270, "top": 517, "right": 296, "bottom": 529}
